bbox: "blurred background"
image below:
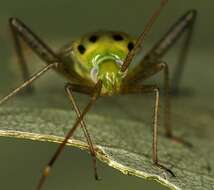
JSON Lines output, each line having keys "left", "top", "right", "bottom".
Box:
{"left": 0, "top": 0, "right": 213, "bottom": 190}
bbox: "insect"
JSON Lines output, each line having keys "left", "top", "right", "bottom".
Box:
{"left": 0, "top": 0, "right": 197, "bottom": 189}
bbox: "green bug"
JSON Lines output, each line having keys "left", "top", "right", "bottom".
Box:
{"left": 59, "top": 31, "right": 134, "bottom": 95}
{"left": 0, "top": 0, "right": 197, "bottom": 189}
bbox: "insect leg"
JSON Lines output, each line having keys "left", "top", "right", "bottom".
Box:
{"left": 10, "top": 19, "right": 32, "bottom": 92}
{"left": 0, "top": 63, "right": 58, "bottom": 105}
{"left": 158, "top": 62, "right": 171, "bottom": 137}
{"left": 121, "top": 84, "right": 175, "bottom": 177}
{"left": 124, "top": 10, "right": 197, "bottom": 94}
{"left": 123, "top": 61, "right": 192, "bottom": 146}
{"left": 150, "top": 10, "right": 197, "bottom": 94}
{"left": 65, "top": 83, "right": 99, "bottom": 180}
{"left": 160, "top": 62, "right": 192, "bottom": 147}
{"left": 171, "top": 12, "right": 197, "bottom": 94}
{"left": 156, "top": 62, "right": 191, "bottom": 146}
{"left": 9, "top": 17, "right": 60, "bottom": 92}
{"left": 36, "top": 80, "right": 102, "bottom": 190}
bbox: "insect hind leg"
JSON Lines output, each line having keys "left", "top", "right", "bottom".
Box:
{"left": 154, "top": 10, "right": 197, "bottom": 95}
{"left": 125, "top": 10, "right": 197, "bottom": 96}
{"left": 9, "top": 17, "right": 59, "bottom": 93}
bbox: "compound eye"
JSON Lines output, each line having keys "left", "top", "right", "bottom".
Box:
{"left": 77, "top": 44, "right": 86, "bottom": 54}
{"left": 112, "top": 34, "right": 124, "bottom": 41}
{"left": 89, "top": 35, "right": 98, "bottom": 43}
{"left": 127, "top": 42, "right": 134, "bottom": 51}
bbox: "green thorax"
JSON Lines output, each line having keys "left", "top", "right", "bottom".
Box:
{"left": 59, "top": 31, "right": 135, "bottom": 95}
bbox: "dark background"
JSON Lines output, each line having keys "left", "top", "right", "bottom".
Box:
{"left": 0, "top": 1, "right": 213, "bottom": 190}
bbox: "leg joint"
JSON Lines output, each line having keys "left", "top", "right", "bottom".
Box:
{"left": 159, "top": 61, "right": 169, "bottom": 71}
{"left": 9, "top": 17, "right": 17, "bottom": 26}
{"left": 153, "top": 87, "right": 160, "bottom": 96}
{"left": 9, "top": 17, "right": 23, "bottom": 31}
{"left": 64, "top": 83, "right": 73, "bottom": 94}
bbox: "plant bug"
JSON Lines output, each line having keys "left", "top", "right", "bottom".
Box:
{"left": 0, "top": 0, "right": 197, "bottom": 189}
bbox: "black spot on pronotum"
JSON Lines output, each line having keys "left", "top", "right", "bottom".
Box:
{"left": 77, "top": 45, "right": 86, "bottom": 54}
{"left": 128, "top": 42, "right": 134, "bottom": 51}
{"left": 112, "top": 34, "right": 124, "bottom": 41}
{"left": 89, "top": 35, "right": 98, "bottom": 43}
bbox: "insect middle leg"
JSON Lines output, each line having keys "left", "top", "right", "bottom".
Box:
{"left": 36, "top": 81, "right": 102, "bottom": 190}
{"left": 121, "top": 84, "right": 175, "bottom": 176}
{"left": 65, "top": 83, "right": 99, "bottom": 180}
{"left": 123, "top": 61, "right": 192, "bottom": 146}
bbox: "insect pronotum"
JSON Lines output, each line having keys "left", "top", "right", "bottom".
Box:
{"left": 0, "top": 0, "right": 197, "bottom": 189}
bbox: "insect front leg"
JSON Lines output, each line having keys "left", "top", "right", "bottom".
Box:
{"left": 65, "top": 83, "right": 99, "bottom": 180}
{"left": 121, "top": 84, "right": 175, "bottom": 177}
{"left": 0, "top": 63, "right": 58, "bottom": 105}
{"left": 36, "top": 80, "right": 102, "bottom": 190}
{"left": 9, "top": 17, "right": 60, "bottom": 93}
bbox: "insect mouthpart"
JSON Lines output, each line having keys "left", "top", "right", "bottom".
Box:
{"left": 90, "top": 58, "right": 126, "bottom": 93}
{"left": 92, "top": 54, "right": 123, "bottom": 67}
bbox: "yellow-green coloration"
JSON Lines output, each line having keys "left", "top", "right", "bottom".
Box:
{"left": 95, "top": 60, "right": 125, "bottom": 94}
{"left": 59, "top": 31, "right": 135, "bottom": 95}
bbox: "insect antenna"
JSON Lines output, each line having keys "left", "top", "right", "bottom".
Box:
{"left": 121, "top": 0, "right": 168, "bottom": 72}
